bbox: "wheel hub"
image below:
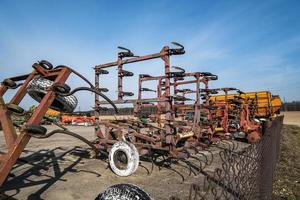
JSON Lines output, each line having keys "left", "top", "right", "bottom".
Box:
{"left": 113, "top": 150, "right": 128, "bottom": 170}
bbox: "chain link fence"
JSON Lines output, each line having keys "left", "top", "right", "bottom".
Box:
{"left": 176, "top": 116, "right": 284, "bottom": 200}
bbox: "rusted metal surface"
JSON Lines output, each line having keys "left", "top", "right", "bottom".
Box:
{"left": 0, "top": 96, "right": 17, "bottom": 150}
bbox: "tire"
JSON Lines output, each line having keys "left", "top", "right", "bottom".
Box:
{"left": 27, "top": 77, "right": 77, "bottom": 113}
{"left": 26, "top": 124, "right": 47, "bottom": 136}
{"left": 6, "top": 104, "right": 25, "bottom": 114}
{"left": 96, "top": 184, "right": 152, "bottom": 200}
{"left": 109, "top": 141, "right": 139, "bottom": 177}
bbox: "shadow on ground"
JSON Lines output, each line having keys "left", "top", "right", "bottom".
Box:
{"left": 0, "top": 146, "right": 101, "bottom": 200}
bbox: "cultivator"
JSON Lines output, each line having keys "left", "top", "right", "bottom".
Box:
{"left": 0, "top": 42, "right": 282, "bottom": 186}
{"left": 93, "top": 42, "right": 281, "bottom": 176}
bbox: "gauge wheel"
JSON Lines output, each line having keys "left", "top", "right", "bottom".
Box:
{"left": 27, "top": 77, "right": 77, "bottom": 112}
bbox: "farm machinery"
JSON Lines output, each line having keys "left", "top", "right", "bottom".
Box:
{"left": 0, "top": 42, "right": 282, "bottom": 185}
{"left": 93, "top": 42, "right": 281, "bottom": 176}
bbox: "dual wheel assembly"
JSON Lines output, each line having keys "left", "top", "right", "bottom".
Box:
{"left": 27, "top": 77, "right": 78, "bottom": 113}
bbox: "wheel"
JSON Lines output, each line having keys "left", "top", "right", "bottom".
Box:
{"left": 6, "top": 104, "right": 25, "bottom": 114}
{"left": 95, "top": 184, "right": 152, "bottom": 200}
{"left": 25, "top": 125, "right": 47, "bottom": 136}
{"left": 109, "top": 141, "right": 139, "bottom": 177}
{"left": 27, "top": 77, "right": 77, "bottom": 113}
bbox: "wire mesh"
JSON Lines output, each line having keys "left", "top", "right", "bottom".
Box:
{"left": 181, "top": 116, "right": 283, "bottom": 200}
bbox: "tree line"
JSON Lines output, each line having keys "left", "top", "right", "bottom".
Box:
{"left": 282, "top": 101, "right": 300, "bottom": 111}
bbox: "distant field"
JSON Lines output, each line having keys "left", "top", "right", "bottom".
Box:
{"left": 282, "top": 111, "right": 300, "bottom": 127}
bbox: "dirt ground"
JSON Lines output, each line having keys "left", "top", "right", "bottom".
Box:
{"left": 0, "top": 112, "right": 298, "bottom": 200}
{"left": 0, "top": 125, "right": 238, "bottom": 200}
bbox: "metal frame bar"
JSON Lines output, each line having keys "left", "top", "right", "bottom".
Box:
{"left": 0, "top": 65, "right": 71, "bottom": 185}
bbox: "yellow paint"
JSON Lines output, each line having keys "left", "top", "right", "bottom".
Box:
{"left": 46, "top": 109, "right": 60, "bottom": 117}
{"left": 209, "top": 91, "right": 282, "bottom": 117}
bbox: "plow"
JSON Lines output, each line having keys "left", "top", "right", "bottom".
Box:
{"left": 0, "top": 42, "right": 282, "bottom": 188}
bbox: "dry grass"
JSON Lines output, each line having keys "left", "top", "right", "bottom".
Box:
{"left": 273, "top": 125, "right": 300, "bottom": 200}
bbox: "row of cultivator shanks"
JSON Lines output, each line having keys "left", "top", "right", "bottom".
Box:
{"left": 93, "top": 42, "right": 282, "bottom": 177}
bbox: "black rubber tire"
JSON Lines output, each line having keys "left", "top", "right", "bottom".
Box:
{"left": 96, "top": 184, "right": 152, "bottom": 200}
{"left": 52, "top": 82, "right": 71, "bottom": 94}
{"left": 26, "top": 125, "right": 47, "bottom": 136}
{"left": 2, "top": 79, "right": 17, "bottom": 88}
{"left": 27, "top": 77, "right": 77, "bottom": 112}
{"left": 109, "top": 141, "right": 139, "bottom": 177}
{"left": 6, "top": 104, "right": 25, "bottom": 114}
{"left": 39, "top": 60, "right": 53, "bottom": 70}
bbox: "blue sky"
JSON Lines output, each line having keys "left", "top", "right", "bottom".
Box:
{"left": 0, "top": 0, "right": 299, "bottom": 110}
